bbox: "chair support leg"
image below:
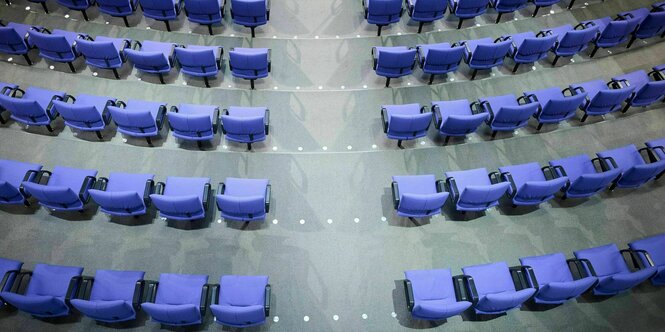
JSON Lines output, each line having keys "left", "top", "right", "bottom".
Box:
{"left": 250, "top": 79, "right": 255, "bottom": 90}
{"left": 580, "top": 114, "right": 588, "bottom": 122}
{"left": 247, "top": 143, "right": 252, "bottom": 150}
{"left": 197, "top": 140, "right": 203, "bottom": 149}
{"left": 418, "top": 22, "right": 424, "bottom": 33}
{"left": 626, "top": 35, "right": 637, "bottom": 48}
{"left": 112, "top": 68, "right": 120, "bottom": 79}
{"left": 0, "top": 113, "right": 6, "bottom": 124}
{"left": 385, "top": 77, "right": 391, "bottom": 87}
{"left": 204, "top": 76, "right": 210, "bottom": 88}
{"left": 40, "top": 2, "right": 48, "bottom": 13}
{"left": 208, "top": 24, "right": 213, "bottom": 35}
{"left": 491, "top": 130, "right": 497, "bottom": 139}
{"left": 661, "top": 30, "right": 665, "bottom": 38}
{"left": 608, "top": 182, "right": 617, "bottom": 191}
{"left": 567, "top": 0, "right": 576, "bottom": 10}
{"left": 23, "top": 54, "right": 32, "bottom": 65}
{"left": 81, "top": 9, "right": 89, "bottom": 21}
{"left": 457, "top": 19, "right": 464, "bottom": 30}
{"left": 95, "top": 131, "right": 103, "bottom": 140}
{"left": 537, "top": 123, "right": 544, "bottom": 131}
{"left": 471, "top": 69, "right": 478, "bottom": 80}
{"left": 46, "top": 124, "right": 54, "bottom": 132}
{"left": 397, "top": 139, "right": 403, "bottom": 149}
{"left": 165, "top": 20, "right": 171, "bottom": 32}
{"left": 23, "top": 199, "right": 30, "bottom": 207}
{"left": 251, "top": 27, "right": 256, "bottom": 38}
{"left": 495, "top": 12, "right": 502, "bottom": 24}
{"left": 4, "top": 0, "right": 9, "bottom": 5}
{"left": 146, "top": 137, "right": 153, "bottom": 146}
{"left": 590, "top": 45, "right": 599, "bottom": 58}
{"left": 428, "top": 74, "right": 434, "bottom": 85}
{"left": 512, "top": 62, "right": 520, "bottom": 73}
{"left": 377, "top": 25, "right": 382, "bottom": 36}
{"left": 621, "top": 103, "right": 631, "bottom": 113}
{"left": 123, "top": 16, "right": 130, "bottom": 27}
{"left": 68, "top": 62, "right": 76, "bottom": 73}
{"left": 158, "top": 73, "right": 165, "bottom": 84}
{"left": 532, "top": 6, "right": 540, "bottom": 17}
{"left": 444, "top": 136, "right": 450, "bottom": 145}
{"left": 552, "top": 55, "right": 560, "bottom": 66}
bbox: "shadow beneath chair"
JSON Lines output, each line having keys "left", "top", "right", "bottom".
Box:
{"left": 159, "top": 321, "right": 210, "bottom": 331}
{"left": 165, "top": 218, "right": 211, "bottom": 230}
{"left": 120, "top": 132, "right": 167, "bottom": 148}
{"left": 44, "top": 57, "right": 86, "bottom": 75}
{"left": 49, "top": 205, "right": 99, "bottom": 221}
{"left": 135, "top": 71, "right": 179, "bottom": 85}
{"left": 72, "top": 127, "right": 117, "bottom": 142}
{"left": 442, "top": 201, "right": 486, "bottom": 222}
{"left": 460, "top": 310, "right": 506, "bottom": 322}
{"left": 20, "top": 118, "right": 66, "bottom": 136}
{"left": 35, "top": 312, "right": 82, "bottom": 325}
{"left": 392, "top": 280, "right": 447, "bottom": 329}
{"left": 549, "top": 196, "right": 594, "bottom": 209}
{"left": 520, "top": 300, "right": 562, "bottom": 312}
{"left": 108, "top": 209, "right": 156, "bottom": 226}
{"left": 94, "top": 311, "right": 148, "bottom": 329}
{"left": 224, "top": 220, "right": 268, "bottom": 231}
{"left": 0, "top": 306, "right": 19, "bottom": 318}
{"left": 145, "top": 17, "right": 185, "bottom": 33}
{"left": 176, "top": 137, "right": 221, "bottom": 151}
{"left": 0, "top": 203, "right": 40, "bottom": 215}
{"left": 575, "top": 292, "right": 616, "bottom": 304}
{"left": 497, "top": 199, "right": 541, "bottom": 216}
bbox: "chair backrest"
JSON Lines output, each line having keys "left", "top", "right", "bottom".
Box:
{"left": 151, "top": 195, "right": 204, "bottom": 218}
{"left": 89, "top": 190, "right": 146, "bottom": 214}
{"left": 423, "top": 46, "right": 465, "bottom": 71}
{"left": 174, "top": 48, "right": 218, "bottom": 75}
{"left": 139, "top": 0, "right": 178, "bottom": 17}
{"left": 76, "top": 39, "right": 123, "bottom": 69}
{"left": 458, "top": 183, "right": 509, "bottom": 206}
{"left": 539, "top": 92, "right": 587, "bottom": 119}
{"left": 0, "top": 94, "right": 48, "bottom": 122}
{"left": 367, "top": 0, "right": 403, "bottom": 24}
{"left": 97, "top": 0, "right": 135, "bottom": 15}
{"left": 221, "top": 115, "right": 265, "bottom": 135}
{"left": 124, "top": 49, "right": 171, "bottom": 72}
{"left": 399, "top": 192, "right": 448, "bottom": 213}
{"left": 412, "top": 0, "right": 447, "bottom": 20}
{"left": 376, "top": 49, "right": 417, "bottom": 76}
{"left": 21, "top": 182, "right": 81, "bottom": 206}
{"left": 632, "top": 81, "right": 665, "bottom": 105}
{"left": 388, "top": 113, "right": 431, "bottom": 136}
{"left": 217, "top": 195, "right": 265, "bottom": 215}
{"left": 462, "top": 262, "right": 515, "bottom": 296}
{"left": 231, "top": 0, "right": 268, "bottom": 25}
{"left": 494, "top": 0, "right": 527, "bottom": 11}
{"left": 516, "top": 178, "right": 568, "bottom": 200}
{"left": 493, "top": 104, "right": 539, "bottom": 125}
{"left": 440, "top": 113, "right": 488, "bottom": 135}
{"left": 26, "top": 264, "right": 83, "bottom": 297}
{"left": 52, "top": 100, "right": 105, "bottom": 127}
{"left": 514, "top": 35, "right": 557, "bottom": 62}
{"left": 568, "top": 171, "right": 619, "bottom": 194}
{"left": 89, "top": 270, "right": 145, "bottom": 302}
{"left": 598, "top": 19, "right": 640, "bottom": 44}
{"left": 574, "top": 243, "right": 630, "bottom": 277}
{"left": 155, "top": 273, "right": 208, "bottom": 305}
{"left": 469, "top": 40, "right": 512, "bottom": 66}
{"left": 520, "top": 253, "right": 574, "bottom": 285}
{"left": 169, "top": 112, "right": 214, "bottom": 137}
{"left": 218, "top": 275, "right": 267, "bottom": 307}
{"left": 185, "top": 0, "right": 222, "bottom": 21}
{"left": 404, "top": 269, "right": 455, "bottom": 302}
{"left": 0, "top": 258, "right": 23, "bottom": 292}
{"left": 452, "top": 0, "right": 489, "bottom": 16}
{"left": 108, "top": 106, "right": 158, "bottom": 134}
{"left": 587, "top": 87, "right": 634, "bottom": 114}
{"left": 629, "top": 234, "right": 665, "bottom": 268}
{"left": 229, "top": 50, "right": 268, "bottom": 71}
{"left": 557, "top": 27, "right": 599, "bottom": 53}
{"left": 636, "top": 12, "right": 665, "bottom": 37}
{"left": 28, "top": 30, "right": 76, "bottom": 60}
{"left": 0, "top": 26, "right": 29, "bottom": 54}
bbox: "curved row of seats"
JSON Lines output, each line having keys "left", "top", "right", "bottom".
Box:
{"left": 0, "top": 160, "right": 271, "bottom": 222}
{"left": 0, "top": 257, "right": 270, "bottom": 327}
{"left": 0, "top": 82, "right": 270, "bottom": 148}
{"left": 391, "top": 137, "right": 665, "bottom": 216}
{"left": 0, "top": 21, "right": 271, "bottom": 88}
{"left": 404, "top": 233, "right": 665, "bottom": 320}
{"left": 11, "top": 0, "right": 269, "bottom": 36}
{"left": 381, "top": 64, "right": 665, "bottom": 145}
{"left": 373, "top": 3, "right": 665, "bottom": 85}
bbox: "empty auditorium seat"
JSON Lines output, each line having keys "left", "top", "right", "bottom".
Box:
{"left": 124, "top": 40, "right": 177, "bottom": 84}
{"left": 174, "top": 45, "right": 223, "bottom": 87}
{"left": 51, "top": 94, "right": 117, "bottom": 139}
{"left": 581, "top": 16, "right": 641, "bottom": 58}
{"left": 619, "top": 7, "right": 665, "bottom": 48}
{"left": 138, "top": 0, "right": 182, "bottom": 31}
{"left": 372, "top": 46, "right": 417, "bottom": 87}
{"left": 380, "top": 103, "right": 431, "bottom": 148}
{"left": 0, "top": 257, "right": 23, "bottom": 297}
{"left": 28, "top": 29, "right": 86, "bottom": 73}
{"left": 56, "top": 0, "right": 96, "bottom": 21}
{"left": 21, "top": 166, "right": 97, "bottom": 211}
{"left": 220, "top": 106, "right": 269, "bottom": 150}
{"left": 210, "top": 275, "right": 270, "bottom": 327}
{"left": 403, "top": 269, "right": 472, "bottom": 320}
{"left": 391, "top": 175, "right": 448, "bottom": 218}
{"left": 611, "top": 70, "right": 665, "bottom": 113}
{"left": 230, "top": 0, "right": 270, "bottom": 37}
{"left": 548, "top": 154, "right": 621, "bottom": 199}
{"left": 573, "top": 243, "right": 656, "bottom": 295}
{"left": 364, "top": 0, "right": 403, "bottom": 36}
{"left": 216, "top": 178, "right": 270, "bottom": 222}
{"left": 444, "top": 167, "right": 510, "bottom": 212}
{"left": 406, "top": 0, "right": 447, "bottom": 32}
{"left": 0, "top": 159, "right": 42, "bottom": 206}
{"left": 523, "top": 86, "right": 587, "bottom": 130}
{"left": 460, "top": 261, "right": 535, "bottom": 314}
{"left": 96, "top": 0, "right": 139, "bottom": 26}
{"left": 141, "top": 273, "right": 209, "bottom": 326}
{"left": 504, "top": 31, "right": 557, "bottom": 72}
{"left": 569, "top": 79, "right": 634, "bottom": 122}
{"left": 184, "top": 0, "right": 225, "bottom": 35}
{"left": 448, "top": 0, "right": 489, "bottom": 29}
{"left": 0, "top": 86, "right": 69, "bottom": 131}
{"left": 0, "top": 22, "right": 40, "bottom": 65}
{"left": 0, "top": 263, "right": 83, "bottom": 317}
{"left": 460, "top": 37, "right": 512, "bottom": 80}
{"left": 432, "top": 99, "right": 488, "bottom": 143}
{"left": 416, "top": 43, "right": 465, "bottom": 84}
{"left": 519, "top": 252, "right": 597, "bottom": 304}
{"left": 498, "top": 162, "right": 568, "bottom": 206}
{"left": 541, "top": 24, "right": 599, "bottom": 66}
{"left": 168, "top": 103, "right": 220, "bottom": 148}
{"left": 489, "top": 0, "right": 527, "bottom": 24}
{"left": 596, "top": 144, "right": 665, "bottom": 189}
{"left": 150, "top": 176, "right": 211, "bottom": 221}
{"left": 530, "top": 0, "right": 559, "bottom": 17}
{"left": 107, "top": 99, "right": 167, "bottom": 145}
{"left": 228, "top": 48, "right": 270, "bottom": 89}
{"left": 70, "top": 269, "right": 145, "bottom": 322}
{"left": 76, "top": 36, "right": 132, "bottom": 79}
{"left": 88, "top": 172, "right": 155, "bottom": 216}
{"left": 628, "top": 233, "right": 665, "bottom": 286}
{"left": 478, "top": 93, "right": 539, "bottom": 138}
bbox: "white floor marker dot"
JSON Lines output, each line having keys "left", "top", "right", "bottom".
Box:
{"left": 531, "top": 66, "right": 536, "bottom": 70}
{"left": 397, "top": 32, "right": 402, "bottom": 35}
{"left": 420, "top": 141, "right": 425, "bottom": 145}
{"left": 217, "top": 219, "right": 222, "bottom": 223}
{"left": 550, "top": 10, "right": 555, "bottom": 14}
{"left": 273, "top": 316, "right": 279, "bottom": 322}
{"left": 272, "top": 219, "right": 278, "bottom": 224}
{"left": 475, "top": 24, "right": 480, "bottom": 27}
{"left": 146, "top": 27, "right": 151, "bottom": 30}
{"left": 438, "top": 29, "right": 441, "bottom": 32}
{"left": 7, "top": 58, "right": 12, "bottom": 62}
{"left": 333, "top": 315, "right": 339, "bottom": 321}
{"left": 228, "top": 85, "right": 232, "bottom": 88}
{"left": 391, "top": 312, "right": 397, "bottom": 318}
{"left": 105, "top": 22, "right": 109, "bottom": 24}
{"left": 182, "top": 81, "right": 187, "bottom": 85}
{"left": 315, "top": 36, "right": 319, "bottom": 39}
{"left": 296, "top": 86, "right": 300, "bottom": 90}
{"left": 372, "top": 144, "right": 377, "bottom": 149}
{"left": 340, "top": 85, "right": 345, "bottom": 89}
{"left": 322, "top": 146, "right": 328, "bottom": 151}
{"left": 93, "top": 72, "right": 98, "bottom": 76}
{"left": 223, "top": 145, "right": 228, "bottom": 149}
{"left": 363, "top": 85, "right": 368, "bottom": 89}
{"left": 381, "top": 216, "right": 387, "bottom": 221}
{"left": 294, "top": 36, "right": 298, "bottom": 39}
{"left": 304, "top": 316, "right": 309, "bottom": 322}
{"left": 336, "top": 35, "right": 340, "bottom": 39}
{"left": 273, "top": 36, "right": 277, "bottom": 38}
{"left": 137, "top": 78, "right": 141, "bottom": 81}
{"left": 354, "top": 218, "right": 360, "bottom": 223}
{"left": 230, "top": 34, "right": 235, "bottom": 37}
{"left": 25, "top": 6, "right": 31, "bottom": 10}
{"left": 49, "top": 65, "right": 54, "bottom": 70}
{"left": 64, "top": 14, "right": 70, "bottom": 18}
{"left": 449, "top": 78, "right": 455, "bottom": 82}
{"left": 327, "top": 219, "right": 333, "bottom": 224}
{"left": 272, "top": 146, "right": 278, "bottom": 151}
{"left": 298, "top": 146, "right": 303, "bottom": 151}
{"left": 274, "top": 86, "right": 278, "bottom": 90}
{"left": 407, "top": 82, "right": 411, "bottom": 86}
{"left": 356, "top": 34, "right": 361, "bottom": 38}
{"left": 122, "top": 138, "right": 127, "bottom": 142}
{"left": 347, "top": 145, "right": 352, "bottom": 150}
{"left": 362, "top": 314, "right": 368, "bottom": 319}
{"left": 570, "top": 59, "right": 575, "bottom": 63}
{"left": 299, "top": 219, "right": 305, "bottom": 224}
{"left": 318, "top": 86, "right": 323, "bottom": 90}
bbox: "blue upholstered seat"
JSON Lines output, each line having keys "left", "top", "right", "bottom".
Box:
{"left": 150, "top": 176, "right": 211, "bottom": 221}
{"left": 0, "top": 159, "right": 42, "bottom": 206}
{"left": 611, "top": 70, "right": 665, "bottom": 112}
{"left": 444, "top": 167, "right": 510, "bottom": 212}
{"left": 461, "top": 261, "right": 536, "bottom": 314}
{"left": 596, "top": 144, "right": 665, "bottom": 189}
{"left": 523, "top": 86, "right": 587, "bottom": 129}
{"left": 549, "top": 154, "right": 621, "bottom": 199}
{"left": 498, "top": 162, "right": 568, "bottom": 206}
{"left": 21, "top": 166, "right": 97, "bottom": 211}
{"left": 229, "top": 48, "right": 270, "bottom": 89}
{"left": 569, "top": 79, "right": 634, "bottom": 121}
{"left": 52, "top": 94, "right": 116, "bottom": 139}
{"left": 141, "top": 273, "right": 208, "bottom": 326}
{"left": 381, "top": 103, "right": 431, "bottom": 147}
{"left": 174, "top": 45, "right": 223, "bottom": 87}
{"left": 230, "top": 0, "right": 269, "bottom": 37}
{"left": 107, "top": 99, "right": 167, "bottom": 144}
{"left": 70, "top": 270, "right": 145, "bottom": 322}
{"left": 89, "top": 172, "right": 155, "bottom": 216}
{"left": 0, "top": 86, "right": 67, "bottom": 130}
{"left": 629, "top": 233, "right": 665, "bottom": 286}
{"left": 448, "top": 0, "right": 489, "bottom": 29}
{"left": 391, "top": 175, "right": 448, "bottom": 218}
{"left": 479, "top": 93, "right": 539, "bottom": 137}
{"left": 461, "top": 37, "right": 512, "bottom": 80}
{"left": 76, "top": 36, "right": 132, "bottom": 78}
{"left": 372, "top": 46, "right": 417, "bottom": 87}
{"left": 519, "top": 253, "right": 597, "bottom": 304}
{"left": 210, "top": 275, "right": 269, "bottom": 327}
{"left": 138, "top": 0, "right": 182, "bottom": 31}
{"left": 220, "top": 106, "right": 269, "bottom": 149}
{"left": 417, "top": 43, "right": 465, "bottom": 83}
{"left": 404, "top": 269, "right": 471, "bottom": 320}
{"left": 432, "top": 99, "right": 488, "bottom": 142}
{"left": 364, "top": 0, "right": 403, "bottom": 36}
{"left": 184, "top": 0, "right": 224, "bottom": 34}
{"left": 216, "top": 178, "right": 270, "bottom": 222}
{"left": 169, "top": 103, "right": 219, "bottom": 145}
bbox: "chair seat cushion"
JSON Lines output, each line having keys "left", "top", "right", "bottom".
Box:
{"left": 0, "top": 292, "right": 69, "bottom": 317}
{"left": 210, "top": 304, "right": 264, "bottom": 326}
{"left": 475, "top": 288, "right": 535, "bottom": 313}
{"left": 70, "top": 299, "right": 135, "bottom": 322}
{"left": 141, "top": 303, "right": 202, "bottom": 325}
{"left": 536, "top": 277, "right": 597, "bottom": 302}
{"left": 412, "top": 299, "right": 471, "bottom": 320}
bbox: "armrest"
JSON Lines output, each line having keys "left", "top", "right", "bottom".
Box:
{"left": 500, "top": 172, "right": 517, "bottom": 198}
{"left": 154, "top": 182, "right": 165, "bottom": 195}
{"left": 562, "top": 87, "right": 574, "bottom": 97}
{"left": 142, "top": 280, "right": 159, "bottom": 303}
{"left": 599, "top": 157, "right": 618, "bottom": 171}
{"left": 156, "top": 105, "right": 167, "bottom": 130}
{"left": 212, "top": 108, "right": 220, "bottom": 135}
{"left": 200, "top": 284, "right": 209, "bottom": 317}
{"left": 391, "top": 181, "right": 400, "bottom": 209}
{"left": 381, "top": 108, "right": 389, "bottom": 133}
{"left": 265, "top": 184, "right": 271, "bottom": 213}
{"left": 79, "top": 175, "right": 96, "bottom": 203}
{"left": 630, "top": 249, "right": 655, "bottom": 268}
{"left": 432, "top": 105, "right": 442, "bottom": 128}
{"left": 264, "top": 284, "right": 271, "bottom": 316}
{"left": 551, "top": 165, "right": 567, "bottom": 178}
{"left": 509, "top": 266, "right": 530, "bottom": 291}
{"left": 480, "top": 101, "right": 494, "bottom": 123}
{"left": 95, "top": 177, "right": 108, "bottom": 191}
{"left": 436, "top": 180, "right": 445, "bottom": 194}
{"left": 536, "top": 31, "right": 547, "bottom": 37}
{"left": 541, "top": 166, "right": 557, "bottom": 180}
{"left": 144, "top": 179, "right": 155, "bottom": 207}
{"left": 8, "top": 271, "right": 32, "bottom": 294}
{"left": 591, "top": 157, "right": 605, "bottom": 172}
{"left": 567, "top": 258, "right": 597, "bottom": 277}
{"left": 19, "top": 170, "right": 41, "bottom": 197}
{"left": 72, "top": 276, "right": 95, "bottom": 302}
{"left": 520, "top": 266, "right": 539, "bottom": 290}
{"left": 611, "top": 79, "right": 630, "bottom": 89}
{"left": 372, "top": 47, "right": 378, "bottom": 70}
{"left": 403, "top": 279, "right": 414, "bottom": 311}
{"left": 638, "top": 147, "right": 656, "bottom": 163}
{"left": 620, "top": 249, "right": 643, "bottom": 271}
{"left": 65, "top": 276, "right": 83, "bottom": 306}
{"left": 203, "top": 183, "right": 212, "bottom": 211}
{"left": 647, "top": 146, "right": 665, "bottom": 162}
{"left": 516, "top": 95, "right": 529, "bottom": 105}
{"left": 132, "top": 280, "right": 145, "bottom": 309}
{"left": 488, "top": 171, "right": 501, "bottom": 184}
{"left": 445, "top": 177, "right": 459, "bottom": 201}
{"left": 115, "top": 100, "right": 126, "bottom": 108}
{"left": 132, "top": 40, "right": 142, "bottom": 50}
{"left": 169, "top": 105, "right": 179, "bottom": 113}
{"left": 209, "top": 283, "right": 220, "bottom": 305}
{"left": 264, "top": 109, "right": 270, "bottom": 135}
{"left": 217, "top": 182, "right": 226, "bottom": 196}
{"left": 0, "top": 270, "right": 21, "bottom": 292}
{"left": 458, "top": 274, "right": 478, "bottom": 305}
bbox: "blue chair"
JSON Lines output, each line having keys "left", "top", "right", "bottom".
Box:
{"left": 381, "top": 103, "right": 431, "bottom": 148}
{"left": 619, "top": 7, "right": 665, "bottom": 48}
{"left": 479, "top": 93, "right": 539, "bottom": 138}
{"left": 541, "top": 24, "right": 599, "bottom": 66}
{"left": 364, "top": 0, "right": 403, "bottom": 36}
{"left": 444, "top": 167, "right": 510, "bottom": 212}
{"left": 0, "top": 82, "right": 18, "bottom": 118}
{"left": 216, "top": 178, "right": 270, "bottom": 222}
{"left": 403, "top": 269, "right": 472, "bottom": 320}
{"left": 448, "top": 0, "right": 490, "bottom": 29}
{"left": 88, "top": 172, "right": 155, "bottom": 217}
{"left": 460, "top": 261, "right": 536, "bottom": 314}
{"left": 0, "top": 22, "right": 40, "bottom": 65}
{"left": 96, "top": 0, "right": 139, "bottom": 26}
{"left": 460, "top": 37, "right": 512, "bottom": 80}
{"left": 174, "top": 45, "right": 223, "bottom": 87}
{"left": 51, "top": 94, "right": 117, "bottom": 139}
{"left": 629, "top": 233, "right": 665, "bottom": 286}
{"left": 230, "top": 0, "right": 270, "bottom": 37}
{"left": 210, "top": 275, "right": 270, "bottom": 328}
{"left": 519, "top": 252, "right": 597, "bottom": 304}
{"left": 150, "top": 176, "right": 211, "bottom": 221}
{"left": 76, "top": 36, "right": 132, "bottom": 79}
{"left": 70, "top": 270, "right": 145, "bottom": 323}
{"left": 416, "top": 42, "right": 465, "bottom": 84}
{"left": 0, "top": 264, "right": 83, "bottom": 317}
{"left": 523, "top": 86, "right": 587, "bottom": 130}
{"left": 372, "top": 46, "right": 417, "bottom": 87}
{"left": 168, "top": 103, "right": 220, "bottom": 148}
{"left": 391, "top": 175, "right": 448, "bottom": 219}
{"left": 142, "top": 273, "right": 209, "bottom": 326}
{"left": 0, "top": 86, "right": 69, "bottom": 131}
{"left": 228, "top": 48, "right": 270, "bottom": 89}
{"left": 574, "top": 243, "right": 656, "bottom": 295}
{"left": 0, "top": 257, "right": 23, "bottom": 299}
{"left": 548, "top": 154, "right": 621, "bottom": 199}
{"left": 220, "top": 106, "right": 269, "bottom": 150}
{"left": 124, "top": 40, "right": 176, "bottom": 84}
{"left": 138, "top": 0, "right": 182, "bottom": 31}
{"left": 56, "top": 0, "right": 96, "bottom": 20}
{"left": 432, "top": 99, "right": 488, "bottom": 143}
{"left": 405, "top": 0, "right": 447, "bottom": 32}
{"left": 489, "top": 0, "right": 527, "bottom": 23}
{"left": 504, "top": 31, "right": 557, "bottom": 72}
{"left": 0, "top": 159, "right": 42, "bottom": 206}
{"left": 596, "top": 144, "right": 665, "bottom": 190}
{"left": 581, "top": 16, "right": 641, "bottom": 58}
{"left": 611, "top": 70, "right": 665, "bottom": 113}
{"left": 568, "top": 79, "right": 634, "bottom": 122}
{"left": 498, "top": 162, "right": 568, "bottom": 207}
{"left": 184, "top": 0, "right": 225, "bottom": 34}
{"left": 28, "top": 29, "right": 86, "bottom": 73}
{"left": 21, "top": 166, "right": 97, "bottom": 212}
{"left": 107, "top": 99, "right": 167, "bottom": 145}
{"left": 530, "top": 0, "right": 559, "bottom": 17}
